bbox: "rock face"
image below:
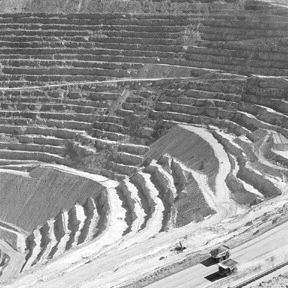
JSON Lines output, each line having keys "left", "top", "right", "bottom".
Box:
{"left": 0, "top": 2, "right": 287, "bottom": 87}
{"left": 0, "top": 167, "right": 104, "bottom": 233}
{"left": 0, "top": 0, "right": 287, "bottom": 284}
{"left": 0, "top": 0, "right": 268, "bottom": 13}
{"left": 145, "top": 125, "right": 219, "bottom": 191}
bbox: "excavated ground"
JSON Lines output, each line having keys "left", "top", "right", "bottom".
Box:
{"left": 0, "top": 0, "right": 286, "bottom": 287}
{"left": 0, "top": 167, "right": 104, "bottom": 233}
{"left": 252, "top": 274, "right": 288, "bottom": 288}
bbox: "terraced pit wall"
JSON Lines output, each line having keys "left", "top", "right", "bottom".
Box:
{"left": 0, "top": 3, "right": 287, "bottom": 88}
{"left": 0, "top": 1, "right": 287, "bottom": 280}
{"left": 0, "top": 0, "right": 272, "bottom": 14}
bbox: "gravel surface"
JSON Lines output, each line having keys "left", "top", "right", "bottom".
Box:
{"left": 253, "top": 274, "right": 288, "bottom": 288}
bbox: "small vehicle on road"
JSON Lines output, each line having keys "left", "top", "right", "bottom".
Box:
{"left": 218, "top": 259, "right": 238, "bottom": 276}
{"left": 210, "top": 245, "right": 230, "bottom": 262}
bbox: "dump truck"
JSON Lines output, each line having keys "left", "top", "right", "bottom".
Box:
{"left": 210, "top": 245, "right": 230, "bottom": 262}
{"left": 218, "top": 259, "right": 238, "bottom": 276}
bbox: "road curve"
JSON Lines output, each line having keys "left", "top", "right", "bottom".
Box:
{"left": 0, "top": 240, "right": 25, "bottom": 282}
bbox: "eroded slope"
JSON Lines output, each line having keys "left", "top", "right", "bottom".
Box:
{"left": 0, "top": 167, "right": 104, "bottom": 233}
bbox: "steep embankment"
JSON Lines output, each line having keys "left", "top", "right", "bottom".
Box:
{"left": 0, "top": 167, "right": 104, "bottom": 233}
{"left": 143, "top": 124, "right": 242, "bottom": 226}
{"left": 145, "top": 125, "right": 219, "bottom": 192}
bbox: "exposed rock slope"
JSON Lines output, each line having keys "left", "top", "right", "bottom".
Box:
{"left": 0, "top": 0, "right": 287, "bottom": 286}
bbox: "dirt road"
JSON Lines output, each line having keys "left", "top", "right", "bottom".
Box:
{"left": 0, "top": 76, "right": 196, "bottom": 91}
{"left": 146, "top": 220, "right": 288, "bottom": 288}
{"left": 0, "top": 240, "right": 25, "bottom": 282}
{"left": 3, "top": 162, "right": 287, "bottom": 288}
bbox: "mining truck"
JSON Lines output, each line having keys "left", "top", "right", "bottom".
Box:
{"left": 218, "top": 259, "right": 238, "bottom": 276}
{"left": 210, "top": 245, "right": 230, "bottom": 262}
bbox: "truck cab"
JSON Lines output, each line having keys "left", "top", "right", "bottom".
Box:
{"left": 210, "top": 245, "right": 230, "bottom": 262}
{"left": 218, "top": 259, "right": 238, "bottom": 276}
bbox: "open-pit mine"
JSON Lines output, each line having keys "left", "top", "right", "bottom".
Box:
{"left": 0, "top": 0, "right": 287, "bottom": 287}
